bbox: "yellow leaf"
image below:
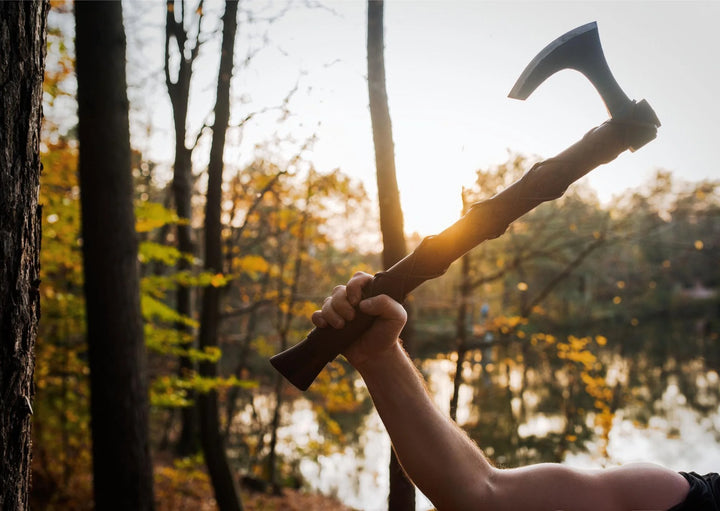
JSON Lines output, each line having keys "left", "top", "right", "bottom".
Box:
{"left": 234, "top": 254, "right": 270, "bottom": 274}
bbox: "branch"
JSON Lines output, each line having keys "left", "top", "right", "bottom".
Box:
{"left": 223, "top": 169, "right": 286, "bottom": 275}
{"left": 220, "top": 299, "right": 272, "bottom": 319}
{"left": 521, "top": 235, "right": 606, "bottom": 317}
{"left": 233, "top": 170, "right": 286, "bottom": 239}
{"left": 190, "top": 114, "right": 212, "bottom": 150}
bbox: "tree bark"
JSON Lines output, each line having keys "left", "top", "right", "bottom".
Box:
{"left": 197, "top": 2, "right": 243, "bottom": 510}
{"left": 0, "top": 2, "right": 48, "bottom": 509}
{"left": 74, "top": 2, "right": 154, "bottom": 509}
{"left": 367, "top": 1, "right": 415, "bottom": 509}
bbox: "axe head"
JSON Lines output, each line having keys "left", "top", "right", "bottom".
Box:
{"left": 509, "top": 22, "right": 658, "bottom": 127}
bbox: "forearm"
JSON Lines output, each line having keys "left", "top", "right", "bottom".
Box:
{"left": 356, "top": 340, "right": 495, "bottom": 510}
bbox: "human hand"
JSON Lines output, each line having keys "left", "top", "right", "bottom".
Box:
{"left": 311, "top": 272, "right": 407, "bottom": 368}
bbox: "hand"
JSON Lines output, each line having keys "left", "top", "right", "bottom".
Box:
{"left": 311, "top": 272, "right": 407, "bottom": 368}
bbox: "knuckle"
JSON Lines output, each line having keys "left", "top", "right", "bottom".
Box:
{"left": 321, "top": 297, "right": 333, "bottom": 313}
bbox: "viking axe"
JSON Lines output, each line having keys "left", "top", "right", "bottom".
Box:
{"left": 270, "top": 21, "right": 660, "bottom": 391}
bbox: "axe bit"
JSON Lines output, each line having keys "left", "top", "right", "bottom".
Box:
{"left": 509, "top": 21, "right": 660, "bottom": 151}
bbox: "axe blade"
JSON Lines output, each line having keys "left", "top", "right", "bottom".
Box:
{"left": 509, "top": 22, "right": 636, "bottom": 120}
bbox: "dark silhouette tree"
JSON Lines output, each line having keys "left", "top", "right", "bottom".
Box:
{"left": 164, "top": 0, "right": 205, "bottom": 458}
{"left": 196, "top": 1, "right": 244, "bottom": 510}
{"left": 367, "top": 1, "right": 415, "bottom": 508}
{"left": 74, "top": 2, "right": 154, "bottom": 509}
{"left": 0, "top": 1, "right": 49, "bottom": 509}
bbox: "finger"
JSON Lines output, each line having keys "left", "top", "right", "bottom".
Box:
{"left": 321, "top": 295, "right": 346, "bottom": 329}
{"left": 359, "top": 294, "right": 407, "bottom": 322}
{"left": 311, "top": 310, "right": 328, "bottom": 328}
{"left": 347, "top": 271, "right": 373, "bottom": 306}
{"left": 330, "top": 285, "right": 356, "bottom": 322}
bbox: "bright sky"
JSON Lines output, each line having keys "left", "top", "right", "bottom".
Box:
{"left": 131, "top": 0, "right": 720, "bottom": 237}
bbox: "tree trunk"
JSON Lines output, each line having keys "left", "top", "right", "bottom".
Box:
{"left": 165, "top": 0, "right": 203, "bottom": 458}
{"left": 367, "top": 0, "right": 406, "bottom": 270}
{"left": 367, "top": 2, "right": 415, "bottom": 509}
{"left": 450, "top": 192, "right": 473, "bottom": 422}
{"left": 450, "top": 252, "right": 471, "bottom": 423}
{"left": 74, "top": 3, "right": 154, "bottom": 509}
{"left": 0, "top": 2, "right": 48, "bottom": 509}
{"left": 197, "top": 2, "right": 243, "bottom": 510}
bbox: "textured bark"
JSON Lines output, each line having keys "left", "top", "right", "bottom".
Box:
{"left": 0, "top": 2, "right": 48, "bottom": 509}
{"left": 74, "top": 2, "right": 154, "bottom": 509}
{"left": 196, "top": 1, "right": 243, "bottom": 510}
{"left": 367, "top": 2, "right": 415, "bottom": 509}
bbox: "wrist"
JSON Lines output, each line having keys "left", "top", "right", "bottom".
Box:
{"left": 354, "top": 339, "right": 406, "bottom": 379}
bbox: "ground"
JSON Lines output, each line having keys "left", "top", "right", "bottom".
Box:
{"left": 244, "top": 489, "right": 357, "bottom": 511}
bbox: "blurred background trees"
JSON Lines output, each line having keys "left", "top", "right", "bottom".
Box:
{"left": 28, "top": 1, "right": 720, "bottom": 510}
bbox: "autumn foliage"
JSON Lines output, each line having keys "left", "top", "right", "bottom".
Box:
{"left": 30, "top": 3, "right": 720, "bottom": 510}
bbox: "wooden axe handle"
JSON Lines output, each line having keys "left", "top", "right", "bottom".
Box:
{"left": 271, "top": 101, "right": 659, "bottom": 390}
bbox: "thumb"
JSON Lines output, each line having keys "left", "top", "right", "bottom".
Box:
{"left": 359, "top": 294, "right": 406, "bottom": 322}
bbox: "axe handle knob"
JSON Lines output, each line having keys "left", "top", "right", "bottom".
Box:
{"left": 616, "top": 99, "right": 661, "bottom": 151}
{"left": 270, "top": 311, "right": 377, "bottom": 391}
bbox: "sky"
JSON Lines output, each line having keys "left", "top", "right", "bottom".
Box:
{"left": 129, "top": 0, "right": 720, "bottom": 237}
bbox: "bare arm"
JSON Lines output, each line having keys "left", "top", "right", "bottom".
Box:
{"left": 358, "top": 338, "right": 495, "bottom": 509}
{"left": 313, "top": 273, "right": 689, "bottom": 511}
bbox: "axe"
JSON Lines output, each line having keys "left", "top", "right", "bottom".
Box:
{"left": 270, "top": 22, "right": 660, "bottom": 391}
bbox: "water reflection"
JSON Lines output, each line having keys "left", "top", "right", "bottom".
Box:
{"left": 264, "top": 318, "right": 719, "bottom": 510}
{"left": 275, "top": 369, "right": 718, "bottom": 510}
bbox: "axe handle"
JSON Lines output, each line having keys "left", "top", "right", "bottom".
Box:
{"left": 271, "top": 102, "right": 659, "bottom": 391}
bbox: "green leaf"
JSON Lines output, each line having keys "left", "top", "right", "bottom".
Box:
{"left": 141, "top": 295, "right": 198, "bottom": 328}
{"left": 138, "top": 241, "right": 194, "bottom": 266}
{"left": 135, "top": 201, "right": 189, "bottom": 233}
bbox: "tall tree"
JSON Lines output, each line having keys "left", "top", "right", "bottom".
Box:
{"left": 196, "top": 1, "right": 243, "bottom": 510}
{"left": 0, "top": 2, "right": 49, "bottom": 509}
{"left": 367, "top": 1, "right": 415, "bottom": 509}
{"left": 164, "top": 0, "right": 204, "bottom": 458}
{"left": 74, "top": 2, "right": 154, "bottom": 509}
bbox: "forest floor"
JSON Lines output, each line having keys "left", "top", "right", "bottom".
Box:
{"left": 152, "top": 460, "right": 359, "bottom": 511}
{"left": 153, "top": 485, "right": 357, "bottom": 511}
{"left": 243, "top": 488, "right": 357, "bottom": 510}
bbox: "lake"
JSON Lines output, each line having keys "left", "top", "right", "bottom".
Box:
{"left": 265, "top": 317, "right": 719, "bottom": 510}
